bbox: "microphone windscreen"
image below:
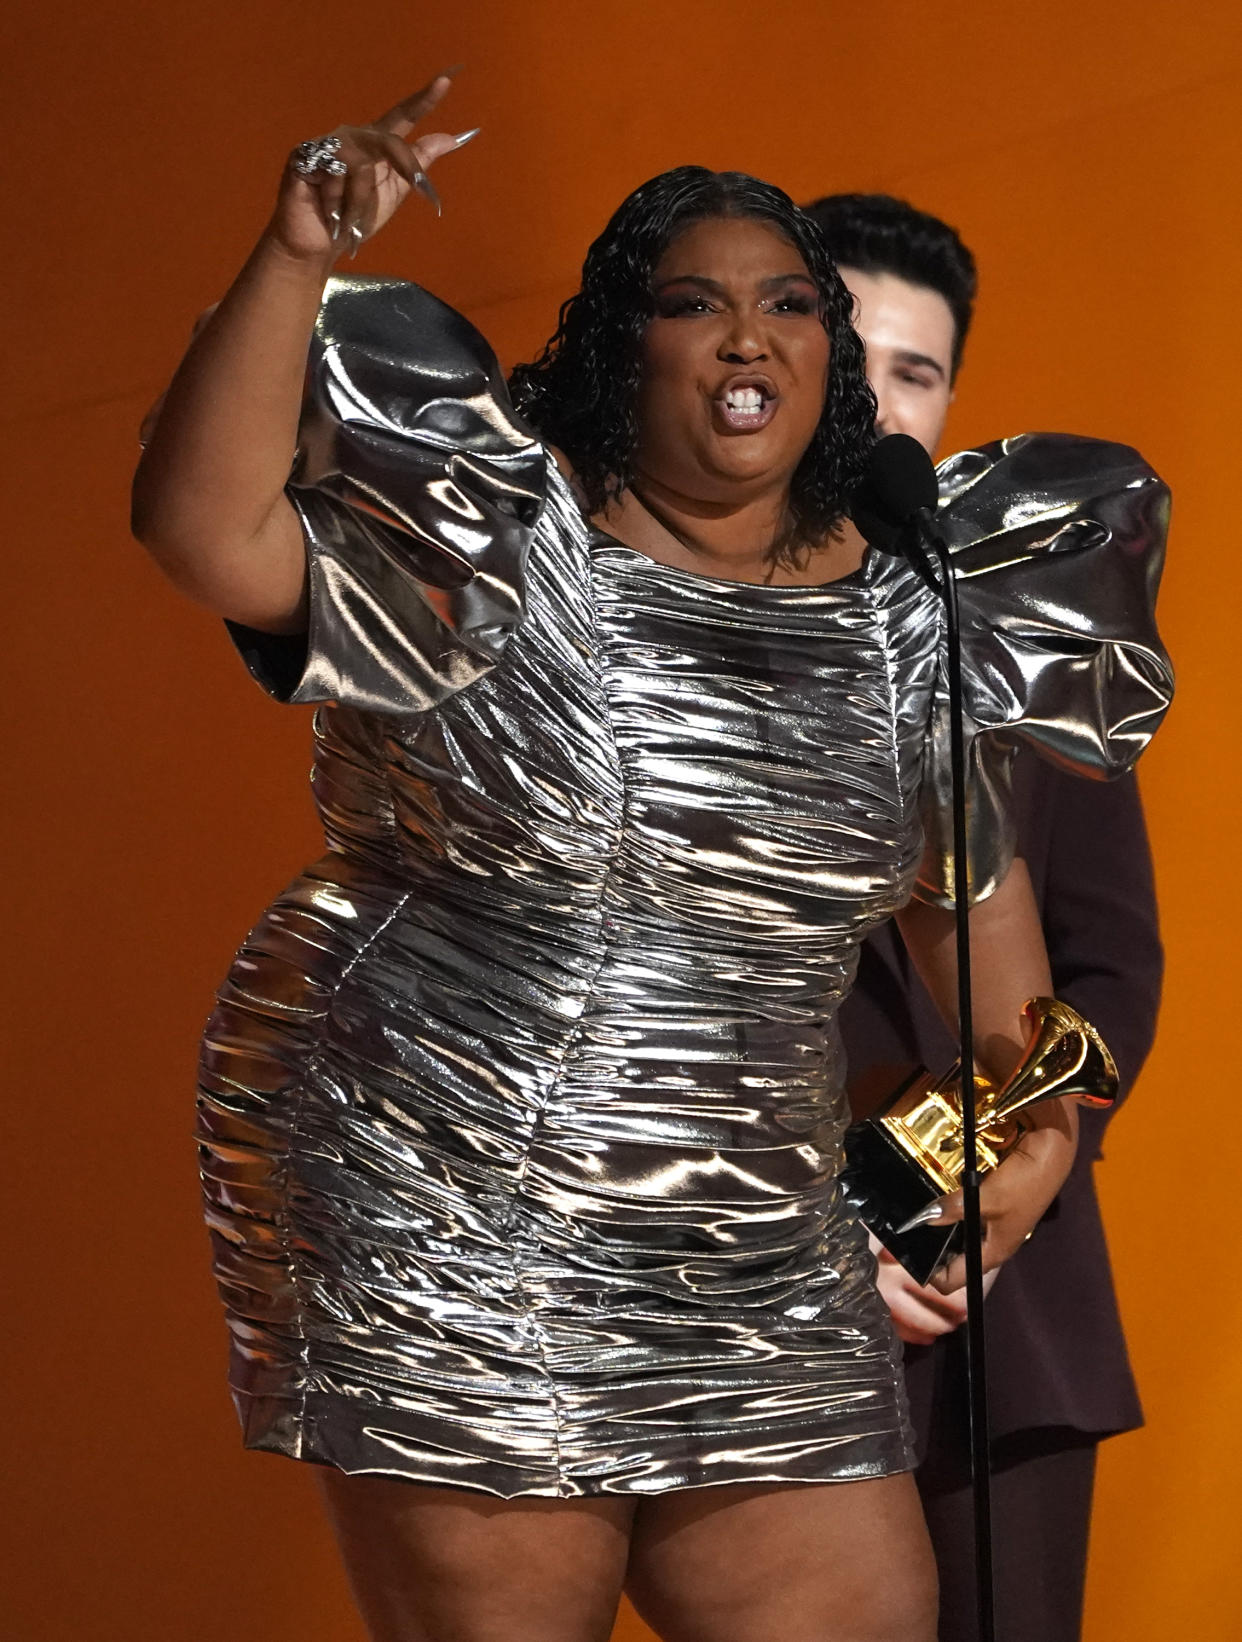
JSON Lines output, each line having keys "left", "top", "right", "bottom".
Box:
{"left": 850, "top": 434, "right": 940, "bottom": 552}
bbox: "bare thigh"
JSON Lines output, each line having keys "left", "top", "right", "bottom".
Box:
{"left": 626, "top": 1473, "right": 938, "bottom": 1642}
{"left": 319, "top": 1470, "right": 636, "bottom": 1642}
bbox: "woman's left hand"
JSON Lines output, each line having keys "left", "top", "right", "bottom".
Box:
{"left": 870, "top": 1234, "right": 1000, "bottom": 1344}
{"left": 927, "top": 1095, "right": 1077, "bottom": 1293}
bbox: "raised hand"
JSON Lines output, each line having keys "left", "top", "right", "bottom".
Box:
{"left": 267, "top": 71, "right": 478, "bottom": 264}
{"left": 134, "top": 73, "right": 482, "bottom": 635}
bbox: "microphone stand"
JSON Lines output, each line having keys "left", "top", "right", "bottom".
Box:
{"left": 912, "top": 507, "right": 996, "bottom": 1642}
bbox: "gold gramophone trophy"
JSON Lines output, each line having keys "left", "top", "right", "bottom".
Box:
{"left": 841, "top": 997, "right": 1118, "bottom": 1284}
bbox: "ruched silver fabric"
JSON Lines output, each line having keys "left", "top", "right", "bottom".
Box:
{"left": 201, "top": 278, "right": 1172, "bottom": 1498}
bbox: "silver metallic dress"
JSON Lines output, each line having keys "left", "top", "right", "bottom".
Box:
{"left": 201, "top": 276, "right": 1172, "bottom": 1498}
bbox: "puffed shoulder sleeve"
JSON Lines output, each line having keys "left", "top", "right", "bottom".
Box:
{"left": 226, "top": 274, "right": 549, "bottom": 713}
{"left": 915, "top": 432, "right": 1173, "bottom": 907}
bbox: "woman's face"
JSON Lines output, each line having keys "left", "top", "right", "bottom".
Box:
{"left": 634, "top": 215, "right": 831, "bottom": 504}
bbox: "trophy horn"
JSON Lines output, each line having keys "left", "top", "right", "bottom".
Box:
{"left": 983, "top": 997, "right": 1118, "bottom": 1131}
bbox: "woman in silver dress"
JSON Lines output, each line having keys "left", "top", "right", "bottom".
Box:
{"left": 132, "top": 72, "right": 1171, "bottom": 1642}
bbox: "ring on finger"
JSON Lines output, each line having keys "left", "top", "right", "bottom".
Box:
{"left": 291, "top": 134, "right": 348, "bottom": 179}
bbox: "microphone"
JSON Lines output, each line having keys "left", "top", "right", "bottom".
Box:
{"left": 851, "top": 433, "right": 944, "bottom": 591}
{"left": 850, "top": 433, "right": 940, "bottom": 553}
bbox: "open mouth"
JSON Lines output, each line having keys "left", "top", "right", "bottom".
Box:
{"left": 714, "top": 379, "right": 779, "bottom": 433}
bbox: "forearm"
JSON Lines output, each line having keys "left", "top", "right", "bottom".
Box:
{"left": 131, "top": 230, "right": 332, "bottom": 630}
{"left": 897, "top": 858, "right": 1077, "bottom": 1291}
{"left": 133, "top": 75, "right": 468, "bottom": 637}
{"left": 895, "top": 857, "right": 1053, "bottom": 1086}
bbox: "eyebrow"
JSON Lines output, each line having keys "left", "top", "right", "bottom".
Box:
{"left": 892, "top": 348, "right": 948, "bottom": 382}
{"left": 653, "top": 273, "right": 819, "bottom": 295}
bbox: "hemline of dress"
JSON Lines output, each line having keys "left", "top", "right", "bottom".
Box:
{"left": 233, "top": 1385, "right": 916, "bottom": 1500}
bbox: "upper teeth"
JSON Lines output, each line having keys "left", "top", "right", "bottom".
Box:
{"left": 725, "top": 388, "right": 764, "bottom": 410}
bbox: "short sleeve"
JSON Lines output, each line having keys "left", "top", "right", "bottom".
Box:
{"left": 227, "top": 275, "right": 549, "bottom": 715}
{"left": 915, "top": 433, "right": 1173, "bottom": 907}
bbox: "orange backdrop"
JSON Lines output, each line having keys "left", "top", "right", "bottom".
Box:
{"left": 8, "top": 3, "right": 1241, "bottom": 1637}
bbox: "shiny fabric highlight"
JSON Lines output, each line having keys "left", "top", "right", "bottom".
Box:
{"left": 200, "top": 278, "right": 1171, "bottom": 1498}
{"left": 918, "top": 435, "right": 1173, "bottom": 905}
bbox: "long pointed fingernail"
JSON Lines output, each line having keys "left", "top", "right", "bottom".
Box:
{"left": 414, "top": 171, "right": 443, "bottom": 217}
{"left": 348, "top": 224, "right": 363, "bottom": 259}
{"left": 896, "top": 1202, "right": 945, "bottom": 1234}
{"left": 452, "top": 127, "right": 481, "bottom": 149}
{"left": 329, "top": 209, "right": 342, "bottom": 242}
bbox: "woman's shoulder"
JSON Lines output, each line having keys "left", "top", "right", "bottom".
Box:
{"left": 311, "top": 276, "right": 533, "bottom": 450}
{"left": 911, "top": 430, "right": 1173, "bottom": 910}
{"left": 318, "top": 274, "right": 498, "bottom": 371}
{"left": 935, "top": 432, "right": 1168, "bottom": 554}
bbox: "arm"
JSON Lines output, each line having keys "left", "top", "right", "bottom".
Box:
{"left": 896, "top": 857, "right": 1079, "bottom": 1293}
{"left": 131, "top": 73, "right": 464, "bottom": 632}
{"left": 897, "top": 855, "right": 1053, "bottom": 1083}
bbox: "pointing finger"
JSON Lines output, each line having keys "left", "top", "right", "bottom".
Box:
{"left": 375, "top": 69, "right": 459, "bottom": 138}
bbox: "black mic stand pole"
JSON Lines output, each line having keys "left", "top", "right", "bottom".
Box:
{"left": 915, "top": 508, "right": 996, "bottom": 1642}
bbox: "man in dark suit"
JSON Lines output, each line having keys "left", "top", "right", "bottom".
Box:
{"left": 803, "top": 193, "right": 1162, "bottom": 1642}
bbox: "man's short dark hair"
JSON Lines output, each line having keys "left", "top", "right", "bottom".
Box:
{"left": 802, "top": 193, "right": 977, "bottom": 378}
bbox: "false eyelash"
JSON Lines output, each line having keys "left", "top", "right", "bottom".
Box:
{"left": 770, "top": 295, "right": 818, "bottom": 314}
{"left": 656, "top": 296, "right": 718, "bottom": 318}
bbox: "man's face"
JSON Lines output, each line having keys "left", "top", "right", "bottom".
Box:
{"left": 838, "top": 267, "right": 956, "bottom": 457}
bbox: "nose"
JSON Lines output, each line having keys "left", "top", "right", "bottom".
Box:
{"left": 871, "top": 379, "right": 895, "bottom": 437}
{"left": 718, "top": 314, "right": 768, "bottom": 364}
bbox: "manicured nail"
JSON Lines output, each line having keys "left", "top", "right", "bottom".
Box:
{"left": 329, "top": 209, "right": 342, "bottom": 242}
{"left": 453, "top": 126, "right": 481, "bottom": 149}
{"left": 895, "top": 1202, "right": 945, "bottom": 1235}
{"left": 348, "top": 224, "right": 363, "bottom": 260}
{"left": 413, "top": 170, "right": 442, "bottom": 216}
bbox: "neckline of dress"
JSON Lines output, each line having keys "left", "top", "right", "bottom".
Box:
{"left": 587, "top": 524, "right": 878, "bottom": 596}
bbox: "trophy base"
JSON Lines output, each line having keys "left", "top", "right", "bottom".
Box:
{"left": 841, "top": 1118, "right": 963, "bottom": 1285}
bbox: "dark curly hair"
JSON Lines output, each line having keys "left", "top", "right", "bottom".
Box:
{"left": 508, "top": 167, "right": 876, "bottom": 571}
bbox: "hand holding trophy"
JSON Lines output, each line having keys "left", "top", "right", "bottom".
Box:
{"left": 842, "top": 999, "right": 1118, "bottom": 1285}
